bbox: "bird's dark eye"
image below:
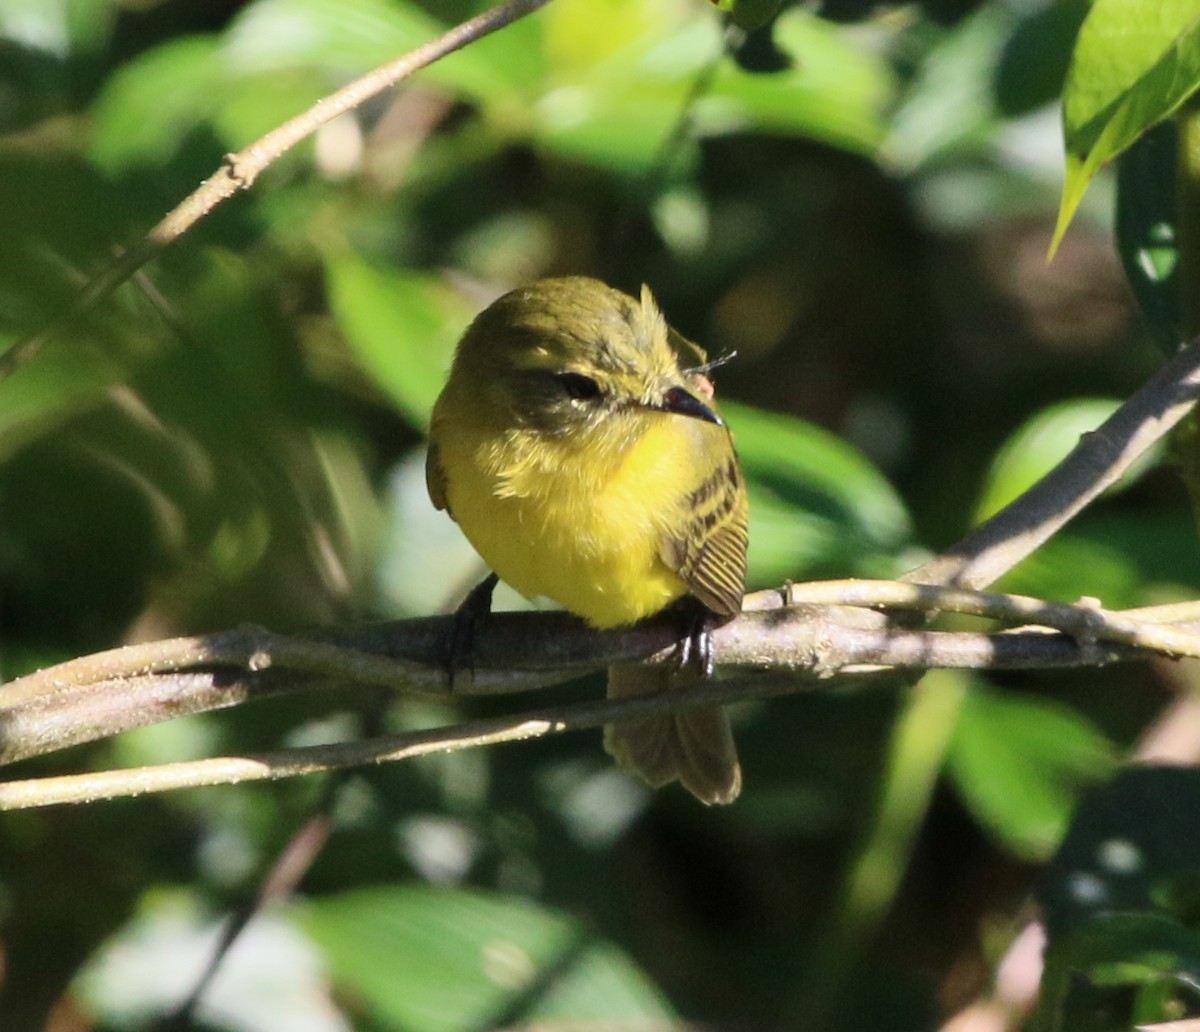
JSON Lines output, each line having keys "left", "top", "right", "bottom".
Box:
{"left": 555, "top": 371, "right": 603, "bottom": 401}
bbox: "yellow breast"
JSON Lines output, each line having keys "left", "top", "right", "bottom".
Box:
{"left": 437, "top": 414, "right": 710, "bottom": 628}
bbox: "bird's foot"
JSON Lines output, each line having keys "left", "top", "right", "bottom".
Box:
{"left": 446, "top": 573, "right": 499, "bottom": 689}
{"left": 671, "top": 603, "right": 716, "bottom": 680}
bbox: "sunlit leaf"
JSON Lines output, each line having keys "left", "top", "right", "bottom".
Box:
{"left": 0, "top": 0, "right": 117, "bottom": 56}
{"left": 213, "top": 69, "right": 329, "bottom": 150}
{"left": 325, "top": 256, "right": 472, "bottom": 429}
{"left": 990, "top": 530, "right": 1143, "bottom": 610}
{"left": 949, "top": 684, "right": 1117, "bottom": 860}
{"left": 710, "top": 0, "right": 788, "bottom": 33}
{"left": 535, "top": 8, "right": 888, "bottom": 171}
{"left": 224, "top": 0, "right": 538, "bottom": 109}
{"left": 883, "top": 4, "right": 1013, "bottom": 172}
{"left": 89, "top": 0, "right": 544, "bottom": 172}
{"left": 974, "top": 398, "right": 1132, "bottom": 522}
{"left": 88, "top": 36, "right": 227, "bottom": 173}
{"left": 1053, "top": 0, "right": 1200, "bottom": 254}
{"left": 541, "top": 0, "right": 674, "bottom": 73}
{"left": 701, "top": 9, "right": 889, "bottom": 153}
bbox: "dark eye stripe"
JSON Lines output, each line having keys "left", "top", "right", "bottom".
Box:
{"left": 555, "top": 372, "right": 603, "bottom": 400}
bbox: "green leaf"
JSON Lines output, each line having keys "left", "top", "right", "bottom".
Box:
{"left": 88, "top": 36, "right": 228, "bottom": 173}
{"left": 975, "top": 401, "right": 1168, "bottom": 604}
{"left": 1040, "top": 767, "right": 1200, "bottom": 935}
{"left": 883, "top": 4, "right": 1014, "bottom": 173}
{"left": 534, "top": 7, "right": 888, "bottom": 171}
{"left": 1053, "top": 0, "right": 1200, "bottom": 254}
{"left": 1116, "top": 120, "right": 1184, "bottom": 349}
{"left": 1036, "top": 912, "right": 1200, "bottom": 1032}
{"left": 325, "top": 257, "right": 472, "bottom": 430}
{"left": 301, "top": 887, "right": 675, "bottom": 1032}
{"left": 0, "top": 340, "right": 121, "bottom": 463}
{"left": 700, "top": 9, "right": 889, "bottom": 153}
{"left": 723, "top": 401, "right": 911, "bottom": 584}
{"left": 989, "top": 531, "right": 1143, "bottom": 610}
{"left": 948, "top": 684, "right": 1117, "bottom": 860}
{"left": 224, "top": 0, "right": 537, "bottom": 111}
{"left": 974, "top": 398, "right": 1137, "bottom": 522}
{"left": 213, "top": 68, "right": 329, "bottom": 151}
{"left": 994, "top": 0, "right": 1089, "bottom": 118}
{"left": 88, "top": 0, "right": 545, "bottom": 171}
{"left": 0, "top": 0, "right": 117, "bottom": 56}
{"left": 92, "top": 0, "right": 887, "bottom": 179}
{"left": 540, "top": 0, "right": 675, "bottom": 73}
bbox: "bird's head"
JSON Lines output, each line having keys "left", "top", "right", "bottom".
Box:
{"left": 449, "top": 276, "right": 724, "bottom": 443}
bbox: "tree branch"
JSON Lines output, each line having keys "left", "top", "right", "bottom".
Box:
{"left": 0, "top": 656, "right": 1106, "bottom": 812}
{"left": 11, "top": 576, "right": 1200, "bottom": 795}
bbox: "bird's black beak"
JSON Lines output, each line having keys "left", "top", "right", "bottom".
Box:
{"left": 658, "top": 385, "right": 724, "bottom": 427}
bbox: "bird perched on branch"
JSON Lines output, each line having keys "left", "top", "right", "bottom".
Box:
{"left": 426, "top": 276, "right": 749, "bottom": 804}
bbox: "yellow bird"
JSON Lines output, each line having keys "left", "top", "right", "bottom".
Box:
{"left": 426, "top": 277, "right": 749, "bottom": 804}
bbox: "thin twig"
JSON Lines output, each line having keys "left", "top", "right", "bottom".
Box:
{"left": 0, "top": 0, "right": 554, "bottom": 383}
{"left": 783, "top": 580, "right": 1200, "bottom": 659}
{"left": 155, "top": 803, "right": 335, "bottom": 1031}
{"left": 0, "top": 674, "right": 773, "bottom": 810}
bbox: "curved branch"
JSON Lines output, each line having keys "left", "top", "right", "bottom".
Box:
{"left": 7, "top": 577, "right": 1186, "bottom": 771}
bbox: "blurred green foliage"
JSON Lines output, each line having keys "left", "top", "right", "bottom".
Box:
{"left": 2, "top": 1, "right": 1200, "bottom": 1030}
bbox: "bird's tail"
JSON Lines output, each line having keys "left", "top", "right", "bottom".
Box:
{"left": 603, "top": 663, "right": 741, "bottom": 805}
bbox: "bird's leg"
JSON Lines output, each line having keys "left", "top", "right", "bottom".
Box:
{"left": 446, "top": 572, "right": 499, "bottom": 689}
{"left": 671, "top": 600, "right": 717, "bottom": 679}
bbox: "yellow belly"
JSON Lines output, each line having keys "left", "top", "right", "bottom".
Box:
{"left": 439, "top": 417, "right": 704, "bottom": 628}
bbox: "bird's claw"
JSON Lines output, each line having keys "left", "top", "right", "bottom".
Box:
{"left": 672, "top": 608, "right": 715, "bottom": 679}
{"left": 446, "top": 573, "right": 498, "bottom": 690}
